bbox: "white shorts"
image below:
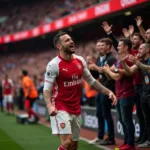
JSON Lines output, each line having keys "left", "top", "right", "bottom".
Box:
{"left": 4, "top": 95, "right": 13, "bottom": 103}
{"left": 50, "top": 111, "right": 81, "bottom": 141}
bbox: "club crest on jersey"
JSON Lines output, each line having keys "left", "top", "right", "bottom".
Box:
{"left": 72, "top": 75, "right": 78, "bottom": 80}
{"left": 77, "top": 64, "right": 82, "bottom": 70}
{"left": 60, "top": 123, "right": 66, "bottom": 129}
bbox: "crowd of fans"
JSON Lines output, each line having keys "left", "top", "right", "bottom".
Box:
{"left": 0, "top": 0, "right": 104, "bottom": 36}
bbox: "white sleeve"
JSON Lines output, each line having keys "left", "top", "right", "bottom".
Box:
{"left": 43, "top": 61, "right": 59, "bottom": 91}
{"left": 9, "top": 79, "right": 14, "bottom": 87}
{"left": 80, "top": 56, "right": 96, "bottom": 86}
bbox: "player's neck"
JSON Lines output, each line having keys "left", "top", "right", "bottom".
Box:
{"left": 59, "top": 52, "right": 73, "bottom": 61}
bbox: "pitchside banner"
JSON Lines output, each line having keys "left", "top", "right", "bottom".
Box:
{"left": 81, "top": 106, "right": 140, "bottom": 139}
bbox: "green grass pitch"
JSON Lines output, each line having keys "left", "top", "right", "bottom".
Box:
{"left": 0, "top": 112, "right": 102, "bottom": 150}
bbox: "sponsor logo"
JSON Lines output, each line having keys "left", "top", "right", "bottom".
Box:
{"left": 83, "top": 112, "right": 98, "bottom": 129}
{"left": 60, "top": 123, "right": 66, "bottom": 129}
{"left": 64, "top": 79, "right": 82, "bottom": 87}
{"left": 62, "top": 68, "right": 68, "bottom": 72}
{"left": 116, "top": 119, "right": 140, "bottom": 137}
{"left": 94, "top": 3, "right": 110, "bottom": 16}
{"left": 47, "top": 72, "right": 51, "bottom": 76}
{"left": 120, "top": 0, "right": 136, "bottom": 7}
{"left": 81, "top": 108, "right": 140, "bottom": 138}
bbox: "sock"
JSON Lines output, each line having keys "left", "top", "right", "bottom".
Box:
{"left": 29, "top": 108, "right": 38, "bottom": 118}
{"left": 10, "top": 103, "right": 14, "bottom": 111}
{"left": 27, "top": 110, "right": 32, "bottom": 118}
{"left": 6, "top": 102, "right": 10, "bottom": 112}
{"left": 58, "top": 145, "right": 68, "bottom": 150}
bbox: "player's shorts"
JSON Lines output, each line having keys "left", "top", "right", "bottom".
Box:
{"left": 50, "top": 111, "right": 81, "bottom": 141}
{"left": 4, "top": 95, "right": 13, "bottom": 103}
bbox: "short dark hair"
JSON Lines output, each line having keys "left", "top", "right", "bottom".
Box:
{"left": 98, "top": 38, "right": 113, "bottom": 48}
{"left": 119, "top": 38, "right": 132, "bottom": 50}
{"left": 4, "top": 73, "right": 8, "bottom": 78}
{"left": 22, "top": 69, "right": 28, "bottom": 76}
{"left": 53, "top": 32, "right": 67, "bottom": 48}
{"left": 144, "top": 43, "right": 150, "bottom": 49}
{"left": 133, "top": 33, "right": 144, "bottom": 42}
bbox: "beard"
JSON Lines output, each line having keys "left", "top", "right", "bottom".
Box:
{"left": 63, "top": 45, "right": 75, "bottom": 54}
{"left": 145, "top": 38, "right": 150, "bottom": 43}
{"left": 132, "top": 43, "right": 140, "bottom": 50}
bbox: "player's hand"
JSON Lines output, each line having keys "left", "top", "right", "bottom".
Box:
{"left": 135, "top": 16, "right": 143, "bottom": 27}
{"left": 122, "top": 28, "right": 130, "bottom": 38}
{"left": 103, "top": 64, "right": 110, "bottom": 72}
{"left": 128, "top": 54, "right": 137, "bottom": 64}
{"left": 47, "top": 104, "right": 57, "bottom": 116}
{"left": 102, "top": 21, "right": 113, "bottom": 33}
{"left": 128, "top": 25, "right": 134, "bottom": 36}
{"left": 98, "top": 67, "right": 105, "bottom": 73}
{"left": 89, "top": 63, "right": 97, "bottom": 71}
{"left": 109, "top": 92, "right": 117, "bottom": 106}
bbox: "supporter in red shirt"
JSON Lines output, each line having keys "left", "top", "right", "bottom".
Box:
{"left": 102, "top": 21, "right": 146, "bottom": 143}
{"left": 103, "top": 38, "right": 136, "bottom": 150}
{"left": 121, "top": 43, "right": 150, "bottom": 148}
{"left": 43, "top": 32, "right": 117, "bottom": 150}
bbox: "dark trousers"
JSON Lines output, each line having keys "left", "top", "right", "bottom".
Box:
{"left": 134, "top": 84, "right": 145, "bottom": 139}
{"left": 0, "top": 97, "right": 3, "bottom": 112}
{"left": 141, "top": 97, "right": 150, "bottom": 141}
{"left": 116, "top": 97, "right": 135, "bottom": 146}
{"left": 96, "top": 93, "right": 115, "bottom": 140}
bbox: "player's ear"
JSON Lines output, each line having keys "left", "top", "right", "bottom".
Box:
{"left": 56, "top": 43, "right": 62, "bottom": 50}
{"left": 146, "top": 47, "right": 150, "bottom": 53}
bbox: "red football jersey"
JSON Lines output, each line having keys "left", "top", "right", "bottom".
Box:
{"left": 2, "top": 79, "right": 13, "bottom": 95}
{"left": 115, "top": 57, "right": 135, "bottom": 99}
{"left": 44, "top": 54, "right": 95, "bottom": 115}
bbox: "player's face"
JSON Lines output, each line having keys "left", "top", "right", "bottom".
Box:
{"left": 145, "top": 29, "right": 150, "bottom": 43}
{"left": 132, "top": 35, "right": 141, "bottom": 49}
{"left": 96, "top": 42, "right": 105, "bottom": 55}
{"left": 59, "top": 34, "right": 75, "bottom": 54}
{"left": 4, "top": 75, "right": 8, "bottom": 80}
{"left": 138, "top": 44, "right": 147, "bottom": 58}
{"left": 117, "top": 41, "right": 126, "bottom": 54}
{"left": 86, "top": 56, "right": 92, "bottom": 65}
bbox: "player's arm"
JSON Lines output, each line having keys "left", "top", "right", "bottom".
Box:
{"left": 136, "top": 61, "right": 150, "bottom": 73}
{"left": 101, "top": 21, "right": 118, "bottom": 52}
{"left": 104, "top": 64, "right": 122, "bottom": 81}
{"left": 118, "top": 68, "right": 130, "bottom": 76}
{"left": 43, "top": 63, "right": 58, "bottom": 116}
{"left": 135, "top": 16, "right": 146, "bottom": 41}
{"left": 121, "top": 60, "right": 138, "bottom": 75}
{"left": 81, "top": 57, "right": 117, "bottom": 105}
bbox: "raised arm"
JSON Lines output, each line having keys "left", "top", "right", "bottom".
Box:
{"left": 102, "top": 21, "right": 118, "bottom": 51}
{"left": 135, "top": 16, "right": 146, "bottom": 40}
